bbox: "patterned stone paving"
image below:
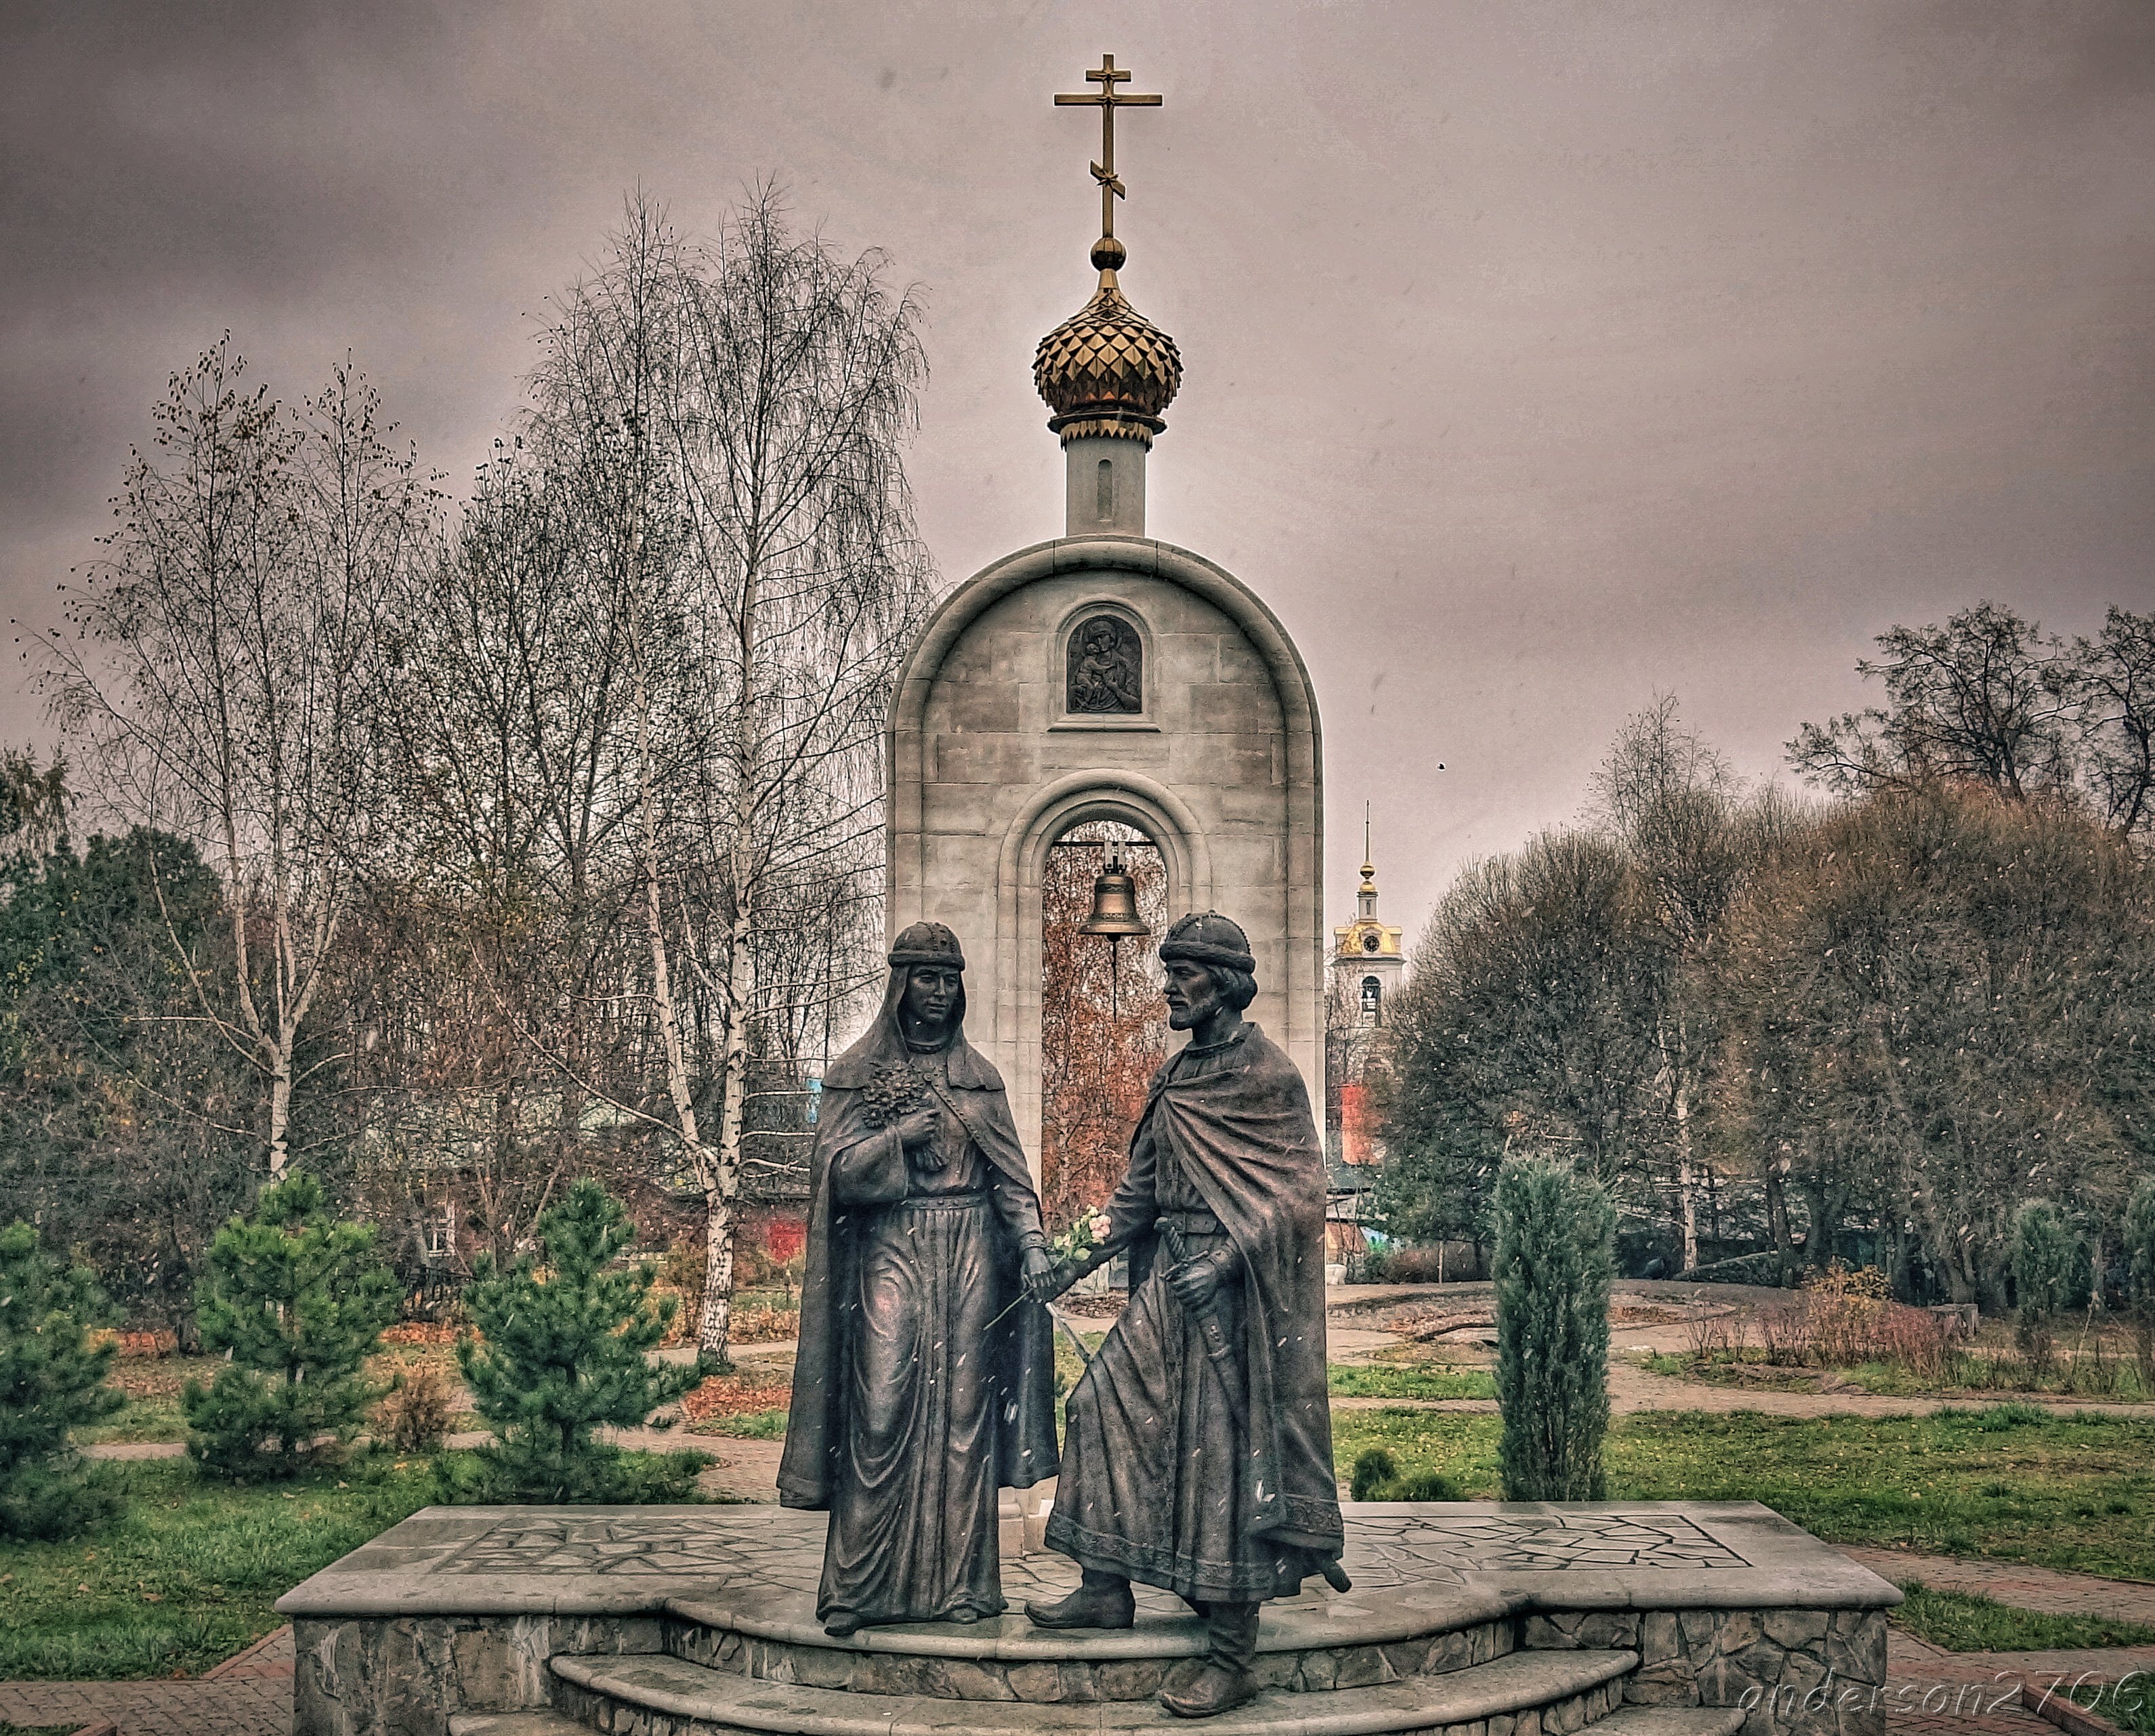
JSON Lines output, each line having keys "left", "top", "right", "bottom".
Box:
{"left": 438, "top": 1509, "right": 824, "bottom": 1587}
{"left": 427, "top": 1506, "right": 1750, "bottom": 1588}
{"left": 1341, "top": 1510, "right": 1747, "bottom": 1590}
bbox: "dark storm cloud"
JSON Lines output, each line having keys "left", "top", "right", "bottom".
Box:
{"left": 3, "top": 1, "right": 2152, "bottom": 935}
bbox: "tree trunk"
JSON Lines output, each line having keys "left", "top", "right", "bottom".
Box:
{"left": 1673, "top": 1077, "right": 1698, "bottom": 1274}
{"left": 1763, "top": 1157, "right": 1796, "bottom": 1283}
{"left": 1906, "top": 1173, "right": 1978, "bottom": 1306}
{"left": 630, "top": 588, "right": 715, "bottom": 1261}
{"left": 700, "top": 900, "right": 755, "bottom": 1365}
{"left": 698, "top": 512, "right": 764, "bottom": 1369}
{"left": 267, "top": 1040, "right": 293, "bottom": 1177}
{"left": 1658, "top": 1013, "right": 1699, "bottom": 1275}
{"left": 700, "top": 1183, "right": 737, "bottom": 1368}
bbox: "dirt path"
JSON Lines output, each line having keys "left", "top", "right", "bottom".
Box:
{"left": 83, "top": 1309, "right": 2155, "bottom": 1462}
{"left": 1605, "top": 1359, "right": 2155, "bottom": 1420}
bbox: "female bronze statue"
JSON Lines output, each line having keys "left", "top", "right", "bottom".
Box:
{"left": 778, "top": 923, "right": 1060, "bottom": 1634}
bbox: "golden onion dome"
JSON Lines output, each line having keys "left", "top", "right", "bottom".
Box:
{"left": 1033, "top": 237, "right": 1182, "bottom": 445}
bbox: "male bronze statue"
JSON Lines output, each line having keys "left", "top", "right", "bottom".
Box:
{"left": 779, "top": 923, "right": 1060, "bottom": 1635}
{"left": 1032, "top": 912, "right": 1347, "bottom": 1717}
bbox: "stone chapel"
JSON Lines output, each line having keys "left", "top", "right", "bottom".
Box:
{"left": 884, "top": 59, "right": 1325, "bottom": 1174}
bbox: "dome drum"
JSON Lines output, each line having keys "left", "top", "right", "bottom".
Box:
{"left": 1047, "top": 408, "right": 1165, "bottom": 444}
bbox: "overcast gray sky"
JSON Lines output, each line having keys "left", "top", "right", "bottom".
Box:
{"left": 4, "top": 1, "right": 2151, "bottom": 940}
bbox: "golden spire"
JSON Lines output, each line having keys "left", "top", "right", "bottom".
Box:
{"left": 1037, "top": 54, "right": 1181, "bottom": 446}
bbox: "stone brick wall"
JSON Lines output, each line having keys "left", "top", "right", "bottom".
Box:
{"left": 1522, "top": 1607, "right": 1890, "bottom": 1736}
{"left": 291, "top": 1613, "right": 660, "bottom": 1736}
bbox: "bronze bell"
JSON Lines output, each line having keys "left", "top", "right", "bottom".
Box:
{"left": 1079, "top": 842, "right": 1150, "bottom": 1017}
{"left": 1079, "top": 862, "right": 1150, "bottom": 939}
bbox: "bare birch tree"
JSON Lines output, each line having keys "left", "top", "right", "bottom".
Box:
{"left": 44, "top": 341, "right": 432, "bottom": 1174}
{"left": 1593, "top": 698, "right": 1743, "bottom": 1273}
{"left": 659, "top": 192, "right": 934, "bottom": 1363}
{"left": 402, "top": 194, "right": 932, "bottom": 1365}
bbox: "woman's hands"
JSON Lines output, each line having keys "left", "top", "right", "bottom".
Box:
{"left": 895, "top": 1105, "right": 944, "bottom": 1168}
{"left": 1022, "top": 1247, "right": 1064, "bottom": 1302}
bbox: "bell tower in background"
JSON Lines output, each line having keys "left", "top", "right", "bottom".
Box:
{"left": 1326, "top": 818, "right": 1404, "bottom": 1170}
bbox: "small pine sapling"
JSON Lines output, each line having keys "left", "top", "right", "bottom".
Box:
{"left": 182, "top": 1171, "right": 402, "bottom": 1479}
{"left": 452, "top": 1179, "right": 706, "bottom": 1502}
{"left": 0, "top": 1221, "right": 124, "bottom": 1539}
{"left": 1348, "top": 1445, "right": 1460, "bottom": 1502}
{"left": 1492, "top": 1157, "right": 1614, "bottom": 1501}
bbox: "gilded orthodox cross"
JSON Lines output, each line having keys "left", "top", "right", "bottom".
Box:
{"left": 1054, "top": 54, "right": 1161, "bottom": 246}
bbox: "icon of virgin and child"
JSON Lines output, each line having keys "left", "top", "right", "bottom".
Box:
{"left": 779, "top": 914, "right": 1346, "bottom": 1720}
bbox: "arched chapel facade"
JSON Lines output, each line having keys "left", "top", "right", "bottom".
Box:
{"left": 887, "top": 538, "right": 1324, "bottom": 1168}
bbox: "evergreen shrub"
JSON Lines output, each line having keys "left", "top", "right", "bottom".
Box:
{"left": 2124, "top": 1179, "right": 2155, "bottom": 1391}
{"left": 1348, "top": 1445, "right": 1460, "bottom": 1502}
{"left": 2010, "top": 1201, "right": 2088, "bottom": 1382}
{"left": 447, "top": 1179, "right": 706, "bottom": 1503}
{"left": 0, "top": 1220, "right": 123, "bottom": 1538}
{"left": 1492, "top": 1156, "right": 1613, "bottom": 1500}
{"left": 182, "top": 1171, "right": 401, "bottom": 1479}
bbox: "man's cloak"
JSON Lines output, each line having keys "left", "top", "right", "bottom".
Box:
{"left": 1128, "top": 1024, "right": 1344, "bottom": 1556}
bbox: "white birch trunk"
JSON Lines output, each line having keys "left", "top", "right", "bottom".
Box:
{"left": 702, "top": 897, "right": 755, "bottom": 1364}
{"left": 1674, "top": 1088, "right": 1698, "bottom": 1275}
{"left": 268, "top": 1043, "right": 293, "bottom": 1177}
{"left": 698, "top": 530, "right": 763, "bottom": 1368}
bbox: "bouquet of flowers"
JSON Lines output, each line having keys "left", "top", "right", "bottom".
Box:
{"left": 858, "top": 1061, "right": 926, "bottom": 1130}
{"left": 1049, "top": 1211, "right": 1113, "bottom": 1269}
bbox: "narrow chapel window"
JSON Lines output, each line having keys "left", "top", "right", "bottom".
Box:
{"left": 1360, "top": 975, "right": 1382, "bottom": 1023}
{"left": 1066, "top": 614, "right": 1142, "bottom": 715}
{"left": 1096, "top": 457, "right": 1114, "bottom": 522}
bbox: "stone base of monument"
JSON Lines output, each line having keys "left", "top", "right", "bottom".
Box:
{"left": 276, "top": 1502, "right": 1898, "bottom": 1736}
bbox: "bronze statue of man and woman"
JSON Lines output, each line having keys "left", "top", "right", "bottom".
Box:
{"left": 780, "top": 912, "right": 1345, "bottom": 1719}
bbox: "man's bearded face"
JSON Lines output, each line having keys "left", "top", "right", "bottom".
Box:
{"left": 1163, "top": 958, "right": 1222, "bottom": 1032}
{"left": 902, "top": 966, "right": 961, "bottom": 1033}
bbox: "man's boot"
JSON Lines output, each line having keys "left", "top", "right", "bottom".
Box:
{"left": 1159, "top": 1601, "right": 1259, "bottom": 1717}
{"left": 1025, "top": 1569, "right": 1135, "bottom": 1630}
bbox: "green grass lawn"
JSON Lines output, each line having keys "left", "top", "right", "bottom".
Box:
{"left": 0, "top": 1457, "right": 440, "bottom": 1680}
{"left": 1888, "top": 1582, "right": 2155, "bottom": 1651}
{"left": 1331, "top": 1403, "right": 2155, "bottom": 1581}
{"left": 1327, "top": 1364, "right": 1497, "bottom": 1401}
{"left": 72, "top": 1355, "right": 223, "bottom": 1445}
{"left": 2104, "top": 1687, "right": 2155, "bottom": 1736}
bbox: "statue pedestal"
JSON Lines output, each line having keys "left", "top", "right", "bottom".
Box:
{"left": 279, "top": 1501, "right": 1898, "bottom": 1736}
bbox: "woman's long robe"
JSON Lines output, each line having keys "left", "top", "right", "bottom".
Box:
{"left": 779, "top": 1026, "right": 1058, "bottom": 1626}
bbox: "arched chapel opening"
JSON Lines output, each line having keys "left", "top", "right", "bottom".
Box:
{"left": 1038, "top": 818, "right": 1168, "bottom": 1230}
